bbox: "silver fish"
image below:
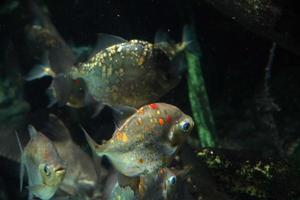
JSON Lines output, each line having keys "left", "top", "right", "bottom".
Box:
{"left": 16, "top": 125, "right": 66, "bottom": 200}
{"left": 27, "top": 29, "right": 189, "bottom": 111}
{"left": 45, "top": 114, "right": 100, "bottom": 198}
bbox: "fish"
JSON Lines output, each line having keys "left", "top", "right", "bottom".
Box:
{"left": 24, "top": 0, "right": 75, "bottom": 60}
{"left": 45, "top": 114, "right": 100, "bottom": 197}
{"left": 27, "top": 27, "right": 189, "bottom": 110}
{"left": 83, "top": 103, "right": 194, "bottom": 177}
{"left": 24, "top": 0, "right": 82, "bottom": 108}
{"left": 16, "top": 125, "right": 66, "bottom": 200}
{"left": 104, "top": 166, "right": 191, "bottom": 200}
{"left": 138, "top": 167, "right": 191, "bottom": 200}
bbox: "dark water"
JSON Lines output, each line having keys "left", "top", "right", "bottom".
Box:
{"left": 1, "top": 0, "right": 300, "bottom": 199}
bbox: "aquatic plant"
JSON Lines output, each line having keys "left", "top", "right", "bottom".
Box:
{"left": 185, "top": 25, "right": 216, "bottom": 147}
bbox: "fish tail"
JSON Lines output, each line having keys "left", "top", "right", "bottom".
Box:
{"left": 26, "top": 52, "right": 55, "bottom": 81}
{"left": 80, "top": 125, "right": 107, "bottom": 156}
{"left": 171, "top": 24, "right": 200, "bottom": 74}
{"left": 182, "top": 24, "right": 200, "bottom": 54}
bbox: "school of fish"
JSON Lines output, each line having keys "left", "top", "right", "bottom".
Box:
{"left": 0, "top": 0, "right": 196, "bottom": 199}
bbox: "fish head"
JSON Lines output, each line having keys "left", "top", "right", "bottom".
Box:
{"left": 151, "top": 103, "right": 194, "bottom": 147}
{"left": 169, "top": 114, "right": 194, "bottom": 147}
{"left": 159, "top": 166, "right": 191, "bottom": 199}
{"left": 66, "top": 78, "right": 91, "bottom": 108}
{"left": 39, "top": 161, "right": 66, "bottom": 187}
{"left": 140, "top": 168, "right": 177, "bottom": 199}
{"left": 158, "top": 168, "right": 177, "bottom": 199}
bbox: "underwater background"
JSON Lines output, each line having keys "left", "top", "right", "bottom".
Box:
{"left": 1, "top": 0, "right": 300, "bottom": 199}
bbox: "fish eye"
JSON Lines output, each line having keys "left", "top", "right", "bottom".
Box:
{"left": 168, "top": 176, "right": 177, "bottom": 185}
{"left": 44, "top": 164, "right": 51, "bottom": 176}
{"left": 179, "top": 120, "right": 191, "bottom": 132}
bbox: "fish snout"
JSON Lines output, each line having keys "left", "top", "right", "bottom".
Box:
{"left": 54, "top": 167, "right": 66, "bottom": 177}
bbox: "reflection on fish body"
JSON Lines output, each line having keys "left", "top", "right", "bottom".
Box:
{"left": 17, "top": 125, "right": 66, "bottom": 200}
{"left": 46, "top": 114, "right": 99, "bottom": 197}
{"left": 84, "top": 103, "right": 194, "bottom": 177}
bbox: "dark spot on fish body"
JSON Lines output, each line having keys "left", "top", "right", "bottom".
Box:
{"left": 138, "top": 158, "right": 144, "bottom": 164}
{"left": 166, "top": 115, "right": 172, "bottom": 123}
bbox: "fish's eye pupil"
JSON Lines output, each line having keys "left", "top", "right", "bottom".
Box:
{"left": 181, "top": 121, "right": 190, "bottom": 131}
{"left": 169, "top": 176, "right": 176, "bottom": 185}
{"left": 44, "top": 165, "right": 51, "bottom": 176}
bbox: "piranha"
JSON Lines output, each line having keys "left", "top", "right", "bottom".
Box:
{"left": 83, "top": 103, "right": 194, "bottom": 177}
{"left": 138, "top": 167, "right": 191, "bottom": 200}
{"left": 27, "top": 26, "right": 190, "bottom": 110}
{"left": 104, "top": 166, "right": 191, "bottom": 200}
{"left": 45, "top": 114, "right": 99, "bottom": 197}
{"left": 16, "top": 125, "right": 66, "bottom": 200}
{"left": 25, "top": 0, "right": 72, "bottom": 51}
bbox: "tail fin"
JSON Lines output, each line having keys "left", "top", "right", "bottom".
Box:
{"left": 171, "top": 24, "right": 200, "bottom": 74}
{"left": 182, "top": 24, "right": 201, "bottom": 54}
{"left": 26, "top": 52, "right": 55, "bottom": 81}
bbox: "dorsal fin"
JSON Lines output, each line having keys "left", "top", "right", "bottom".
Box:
{"left": 15, "top": 131, "right": 25, "bottom": 192}
{"left": 90, "top": 33, "right": 127, "bottom": 58}
{"left": 111, "top": 106, "right": 136, "bottom": 128}
{"left": 46, "top": 114, "right": 71, "bottom": 142}
{"left": 81, "top": 125, "right": 108, "bottom": 156}
{"left": 28, "top": 125, "right": 38, "bottom": 138}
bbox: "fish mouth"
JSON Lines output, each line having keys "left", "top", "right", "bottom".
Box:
{"left": 55, "top": 167, "right": 66, "bottom": 176}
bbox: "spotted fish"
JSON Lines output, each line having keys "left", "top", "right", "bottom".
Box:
{"left": 16, "top": 125, "right": 66, "bottom": 200}
{"left": 27, "top": 29, "right": 189, "bottom": 110}
{"left": 83, "top": 103, "right": 194, "bottom": 177}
